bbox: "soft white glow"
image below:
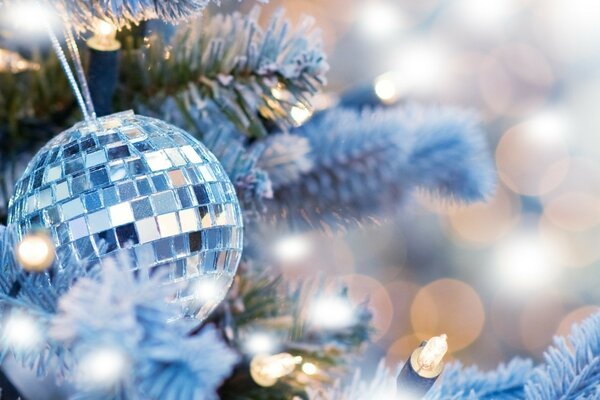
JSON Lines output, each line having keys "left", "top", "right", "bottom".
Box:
{"left": 250, "top": 353, "right": 302, "bottom": 387}
{"left": 272, "top": 235, "right": 312, "bottom": 263}
{"left": 244, "top": 333, "right": 278, "bottom": 355}
{"left": 308, "top": 296, "right": 355, "bottom": 330}
{"left": 195, "top": 279, "right": 222, "bottom": 303}
{"left": 494, "top": 235, "right": 560, "bottom": 291}
{"left": 78, "top": 347, "right": 128, "bottom": 387}
{"left": 5, "top": 2, "right": 54, "bottom": 32}
{"left": 374, "top": 72, "right": 400, "bottom": 104}
{"left": 3, "top": 314, "right": 41, "bottom": 350}
{"left": 301, "top": 362, "right": 318, "bottom": 375}
{"left": 393, "top": 40, "right": 449, "bottom": 95}
{"left": 291, "top": 105, "right": 313, "bottom": 126}
{"left": 95, "top": 20, "right": 116, "bottom": 36}
{"left": 357, "top": 1, "right": 403, "bottom": 40}
{"left": 525, "top": 110, "right": 569, "bottom": 144}
{"left": 17, "top": 233, "right": 55, "bottom": 271}
{"left": 455, "top": 0, "right": 518, "bottom": 33}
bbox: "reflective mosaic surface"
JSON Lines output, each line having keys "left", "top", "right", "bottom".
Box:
{"left": 8, "top": 111, "right": 243, "bottom": 320}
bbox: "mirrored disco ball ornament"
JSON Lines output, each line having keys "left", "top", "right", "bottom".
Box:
{"left": 7, "top": 111, "right": 243, "bottom": 321}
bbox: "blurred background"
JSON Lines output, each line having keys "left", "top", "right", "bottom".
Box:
{"left": 228, "top": 0, "right": 600, "bottom": 370}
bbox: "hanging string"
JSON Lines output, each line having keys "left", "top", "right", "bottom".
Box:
{"left": 45, "top": 24, "right": 91, "bottom": 121}
{"left": 63, "top": 22, "right": 96, "bottom": 119}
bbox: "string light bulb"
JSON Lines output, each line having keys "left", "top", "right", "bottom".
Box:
{"left": 301, "top": 362, "right": 318, "bottom": 376}
{"left": 16, "top": 232, "right": 55, "bottom": 272}
{"left": 87, "top": 20, "right": 121, "bottom": 51}
{"left": 250, "top": 353, "right": 303, "bottom": 387}
{"left": 416, "top": 334, "right": 448, "bottom": 374}
{"left": 291, "top": 104, "right": 313, "bottom": 126}
{"left": 397, "top": 334, "right": 448, "bottom": 396}
{"left": 0, "top": 49, "right": 40, "bottom": 73}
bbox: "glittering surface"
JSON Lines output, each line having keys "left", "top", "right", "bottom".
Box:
{"left": 8, "top": 111, "right": 243, "bottom": 320}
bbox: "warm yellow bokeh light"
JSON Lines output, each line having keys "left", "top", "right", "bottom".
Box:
{"left": 496, "top": 117, "right": 570, "bottom": 196}
{"left": 556, "top": 305, "right": 599, "bottom": 338}
{"left": 340, "top": 274, "right": 394, "bottom": 341}
{"left": 447, "top": 185, "right": 521, "bottom": 245}
{"left": 411, "top": 279, "right": 485, "bottom": 352}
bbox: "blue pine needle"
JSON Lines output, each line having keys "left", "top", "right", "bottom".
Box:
{"left": 266, "top": 104, "right": 495, "bottom": 225}
{"left": 49, "top": 251, "right": 238, "bottom": 400}
{"left": 524, "top": 311, "right": 600, "bottom": 400}
{"left": 428, "top": 358, "right": 534, "bottom": 400}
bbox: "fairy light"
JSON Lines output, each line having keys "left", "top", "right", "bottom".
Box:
{"left": 374, "top": 72, "right": 401, "bottom": 104}
{"left": 78, "top": 347, "right": 129, "bottom": 387}
{"left": 272, "top": 235, "right": 312, "bottom": 263}
{"left": 308, "top": 296, "right": 355, "bottom": 330}
{"left": 87, "top": 20, "right": 121, "bottom": 51}
{"left": 291, "top": 104, "right": 313, "bottom": 126}
{"left": 250, "top": 353, "right": 303, "bottom": 387}
{"left": 357, "top": 1, "right": 403, "bottom": 40}
{"left": 397, "top": 334, "right": 448, "bottom": 396}
{"left": 416, "top": 334, "right": 448, "bottom": 372}
{"left": 301, "top": 362, "right": 318, "bottom": 376}
{"left": 494, "top": 234, "right": 560, "bottom": 292}
{"left": 244, "top": 332, "right": 278, "bottom": 355}
{"left": 195, "top": 279, "right": 222, "bottom": 303}
{"left": 16, "top": 232, "right": 55, "bottom": 272}
{"left": 393, "top": 40, "right": 449, "bottom": 95}
{"left": 0, "top": 49, "right": 40, "bottom": 73}
{"left": 3, "top": 313, "right": 42, "bottom": 350}
{"left": 5, "top": 2, "right": 55, "bottom": 32}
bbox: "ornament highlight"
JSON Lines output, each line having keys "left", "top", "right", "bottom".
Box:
{"left": 8, "top": 111, "right": 243, "bottom": 320}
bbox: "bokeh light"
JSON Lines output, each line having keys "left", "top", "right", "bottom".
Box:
{"left": 357, "top": 1, "right": 404, "bottom": 40}
{"left": 492, "top": 233, "right": 562, "bottom": 292}
{"left": 77, "top": 347, "right": 129, "bottom": 388}
{"left": 496, "top": 113, "right": 570, "bottom": 196}
{"left": 556, "top": 305, "right": 599, "bottom": 337}
{"left": 341, "top": 274, "right": 394, "bottom": 341}
{"left": 2, "top": 313, "right": 42, "bottom": 350}
{"left": 447, "top": 186, "right": 521, "bottom": 245}
{"left": 410, "top": 279, "right": 485, "bottom": 352}
{"left": 519, "top": 293, "right": 568, "bottom": 354}
{"left": 308, "top": 296, "right": 356, "bottom": 330}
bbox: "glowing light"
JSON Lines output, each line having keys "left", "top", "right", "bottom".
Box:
{"left": 493, "top": 234, "right": 561, "bottom": 291}
{"left": 290, "top": 104, "right": 313, "bottom": 126}
{"left": 454, "top": 0, "right": 519, "bottom": 34}
{"left": 87, "top": 19, "right": 121, "bottom": 51}
{"left": 195, "top": 279, "right": 222, "bottom": 303}
{"left": 411, "top": 279, "right": 484, "bottom": 352}
{"left": 16, "top": 232, "right": 55, "bottom": 272}
{"left": 357, "top": 1, "right": 403, "bottom": 40}
{"left": 272, "top": 235, "right": 312, "bottom": 263}
{"left": 393, "top": 40, "right": 450, "bottom": 95}
{"left": 496, "top": 115, "right": 570, "bottom": 196}
{"left": 447, "top": 186, "right": 521, "bottom": 245}
{"left": 374, "top": 72, "right": 400, "bottom": 104}
{"left": 78, "top": 347, "right": 128, "bottom": 387}
{"left": 417, "top": 334, "right": 448, "bottom": 371}
{"left": 308, "top": 296, "right": 355, "bottom": 330}
{"left": 3, "top": 313, "right": 41, "bottom": 350}
{"left": 250, "top": 353, "right": 302, "bottom": 387}
{"left": 0, "top": 49, "right": 40, "bottom": 73}
{"left": 244, "top": 332, "right": 278, "bottom": 355}
{"left": 526, "top": 110, "right": 569, "bottom": 144}
{"left": 5, "top": 2, "right": 54, "bottom": 32}
{"left": 301, "top": 362, "right": 318, "bottom": 375}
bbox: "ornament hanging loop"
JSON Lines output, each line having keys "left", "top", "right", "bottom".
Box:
{"left": 45, "top": 22, "right": 96, "bottom": 122}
